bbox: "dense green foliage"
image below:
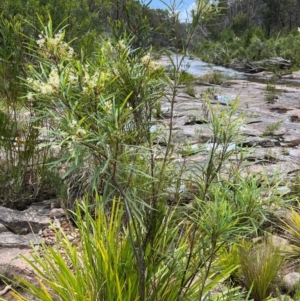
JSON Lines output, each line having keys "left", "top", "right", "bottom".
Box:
{"left": 195, "top": 27, "right": 300, "bottom": 70}
{"left": 194, "top": 0, "right": 300, "bottom": 70}
{"left": 0, "top": 0, "right": 182, "bottom": 53}
{"left": 0, "top": 0, "right": 179, "bottom": 207}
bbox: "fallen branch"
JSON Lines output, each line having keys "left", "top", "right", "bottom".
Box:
{"left": 0, "top": 285, "right": 11, "bottom": 296}
{"left": 245, "top": 57, "right": 291, "bottom": 73}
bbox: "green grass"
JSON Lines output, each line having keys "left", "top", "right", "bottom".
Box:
{"left": 169, "top": 70, "right": 196, "bottom": 84}
{"left": 262, "top": 121, "right": 283, "bottom": 136}
{"left": 184, "top": 85, "right": 196, "bottom": 96}
{"left": 198, "top": 71, "right": 226, "bottom": 85}
{"left": 238, "top": 240, "right": 284, "bottom": 301}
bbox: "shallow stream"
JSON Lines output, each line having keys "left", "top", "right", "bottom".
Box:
{"left": 179, "top": 55, "right": 300, "bottom": 87}
{"left": 179, "top": 56, "right": 243, "bottom": 77}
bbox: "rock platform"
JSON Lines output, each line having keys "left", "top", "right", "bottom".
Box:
{"left": 0, "top": 68, "right": 300, "bottom": 299}
{"left": 154, "top": 75, "right": 300, "bottom": 187}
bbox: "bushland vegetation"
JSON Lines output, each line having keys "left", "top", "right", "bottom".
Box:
{"left": 0, "top": 1, "right": 300, "bottom": 301}
{"left": 193, "top": 0, "right": 300, "bottom": 71}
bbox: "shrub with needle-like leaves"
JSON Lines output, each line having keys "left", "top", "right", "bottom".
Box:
{"left": 7, "top": 197, "right": 248, "bottom": 301}
{"left": 24, "top": 18, "right": 167, "bottom": 214}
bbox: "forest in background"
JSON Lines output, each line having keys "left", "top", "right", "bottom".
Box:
{"left": 2, "top": 0, "right": 300, "bottom": 67}
{"left": 197, "top": 0, "right": 300, "bottom": 70}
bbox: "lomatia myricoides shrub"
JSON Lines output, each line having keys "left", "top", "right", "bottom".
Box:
{"left": 25, "top": 19, "right": 166, "bottom": 208}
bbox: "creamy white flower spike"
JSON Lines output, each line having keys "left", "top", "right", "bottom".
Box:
{"left": 52, "top": 31, "right": 63, "bottom": 47}
{"left": 40, "top": 83, "right": 54, "bottom": 95}
{"left": 141, "top": 54, "right": 151, "bottom": 66}
{"left": 76, "top": 128, "right": 86, "bottom": 138}
{"left": 141, "top": 54, "right": 160, "bottom": 71}
{"left": 36, "top": 35, "right": 46, "bottom": 48}
{"left": 82, "top": 87, "right": 89, "bottom": 94}
{"left": 69, "top": 72, "right": 78, "bottom": 84}
{"left": 29, "top": 79, "right": 42, "bottom": 92}
{"left": 26, "top": 92, "right": 34, "bottom": 101}
{"left": 118, "top": 40, "right": 126, "bottom": 51}
{"left": 148, "top": 61, "right": 160, "bottom": 71}
{"left": 90, "top": 71, "right": 100, "bottom": 88}
{"left": 105, "top": 101, "right": 112, "bottom": 110}
{"left": 67, "top": 47, "right": 74, "bottom": 58}
{"left": 48, "top": 68, "right": 60, "bottom": 90}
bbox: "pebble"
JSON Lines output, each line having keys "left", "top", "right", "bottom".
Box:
{"left": 49, "top": 208, "right": 66, "bottom": 218}
{"left": 51, "top": 219, "right": 61, "bottom": 229}
{"left": 66, "top": 235, "right": 74, "bottom": 241}
{"left": 37, "top": 213, "right": 80, "bottom": 248}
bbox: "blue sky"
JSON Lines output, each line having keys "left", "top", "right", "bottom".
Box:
{"left": 141, "top": 0, "right": 196, "bottom": 10}
{"left": 140, "top": 0, "right": 197, "bottom": 22}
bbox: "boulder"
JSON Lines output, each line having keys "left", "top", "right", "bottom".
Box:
{"left": 241, "top": 137, "right": 281, "bottom": 148}
{"left": 0, "top": 232, "right": 41, "bottom": 248}
{"left": 0, "top": 223, "right": 8, "bottom": 233}
{"left": 0, "top": 200, "right": 52, "bottom": 234}
{"left": 282, "top": 272, "right": 300, "bottom": 291}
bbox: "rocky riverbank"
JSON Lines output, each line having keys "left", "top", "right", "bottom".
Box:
{"left": 154, "top": 68, "right": 300, "bottom": 184}
{"left": 1, "top": 66, "right": 300, "bottom": 299}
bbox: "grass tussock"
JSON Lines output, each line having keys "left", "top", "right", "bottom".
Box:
{"left": 198, "top": 70, "right": 225, "bottom": 85}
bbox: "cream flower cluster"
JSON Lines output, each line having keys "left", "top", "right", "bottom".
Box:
{"left": 141, "top": 53, "right": 151, "bottom": 66}
{"left": 141, "top": 53, "right": 160, "bottom": 71}
{"left": 68, "top": 119, "right": 87, "bottom": 141}
{"left": 36, "top": 31, "right": 74, "bottom": 59}
{"left": 27, "top": 77, "right": 53, "bottom": 96}
{"left": 48, "top": 68, "right": 60, "bottom": 90}
{"left": 117, "top": 39, "right": 126, "bottom": 51}
{"left": 82, "top": 69, "right": 111, "bottom": 94}
{"left": 27, "top": 67, "right": 60, "bottom": 96}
